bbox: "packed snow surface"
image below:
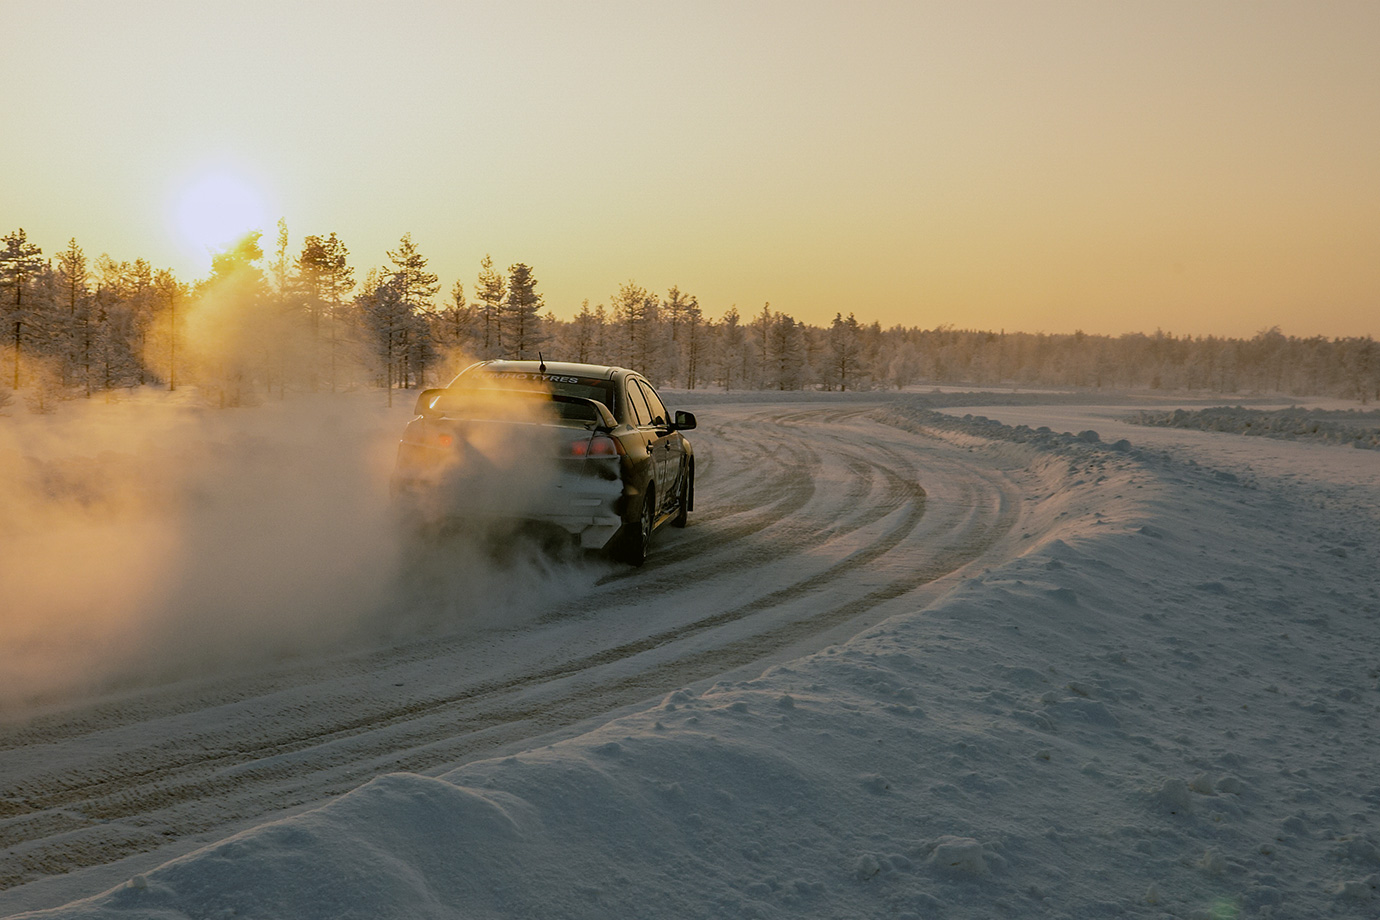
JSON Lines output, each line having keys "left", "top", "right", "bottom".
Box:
{"left": 3, "top": 390, "right": 1379, "bottom": 919}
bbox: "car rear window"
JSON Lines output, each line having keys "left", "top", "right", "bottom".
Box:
{"left": 452, "top": 370, "right": 616, "bottom": 414}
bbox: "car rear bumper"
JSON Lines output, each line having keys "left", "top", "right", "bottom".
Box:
{"left": 391, "top": 469, "right": 626, "bottom": 550}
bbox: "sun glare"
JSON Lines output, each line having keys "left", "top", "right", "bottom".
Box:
{"left": 173, "top": 171, "right": 268, "bottom": 261}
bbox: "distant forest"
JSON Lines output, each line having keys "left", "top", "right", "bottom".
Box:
{"left": 2, "top": 226, "right": 1377, "bottom": 412}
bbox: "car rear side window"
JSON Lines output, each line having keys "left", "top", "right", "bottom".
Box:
{"left": 625, "top": 379, "right": 654, "bottom": 426}
{"left": 637, "top": 380, "right": 668, "bottom": 426}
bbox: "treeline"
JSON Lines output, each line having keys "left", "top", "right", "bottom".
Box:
{"left": 2, "top": 226, "right": 1377, "bottom": 412}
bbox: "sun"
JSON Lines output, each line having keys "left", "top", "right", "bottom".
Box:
{"left": 172, "top": 170, "right": 269, "bottom": 260}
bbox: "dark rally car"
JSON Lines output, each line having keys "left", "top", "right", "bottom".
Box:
{"left": 390, "top": 360, "right": 696, "bottom": 565}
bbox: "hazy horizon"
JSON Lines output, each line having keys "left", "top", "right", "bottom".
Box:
{"left": 5, "top": 1, "right": 1378, "bottom": 340}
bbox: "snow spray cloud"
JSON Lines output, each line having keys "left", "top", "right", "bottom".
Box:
{"left": 180, "top": 232, "right": 307, "bottom": 408}
{"left": 0, "top": 371, "right": 600, "bottom": 712}
{"left": 0, "top": 393, "right": 408, "bottom": 709}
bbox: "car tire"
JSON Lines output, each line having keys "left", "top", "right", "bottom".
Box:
{"left": 672, "top": 464, "right": 691, "bottom": 528}
{"left": 617, "top": 485, "right": 655, "bottom": 567}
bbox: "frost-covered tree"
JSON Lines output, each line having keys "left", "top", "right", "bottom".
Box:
{"left": 662, "top": 286, "right": 693, "bottom": 385}
{"left": 54, "top": 238, "right": 91, "bottom": 389}
{"left": 295, "top": 233, "right": 356, "bottom": 391}
{"left": 680, "top": 294, "right": 704, "bottom": 389}
{"left": 86, "top": 281, "right": 144, "bottom": 396}
{"left": 501, "top": 262, "right": 544, "bottom": 360}
{"left": 154, "top": 268, "right": 188, "bottom": 390}
{"left": 429, "top": 279, "right": 479, "bottom": 378}
{"left": 355, "top": 269, "right": 423, "bottom": 404}
{"left": 122, "top": 258, "right": 157, "bottom": 386}
{"left": 567, "top": 299, "right": 607, "bottom": 364}
{"left": 261, "top": 220, "right": 299, "bottom": 397}
{"left": 1, "top": 229, "right": 46, "bottom": 389}
{"left": 1339, "top": 336, "right": 1377, "bottom": 405}
{"left": 387, "top": 234, "right": 438, "bottom": 311}
{"left": 385, "top": 234, "right": 439, "bottom": 387}
{"left": 824, "top": 312, "right": 863, "bottom": 391}
{"left": 879, "top": 337, "right": 922, "bottom": 390}
{"left": 716, "top": 306, "right": 747, "bottom": 391}
{"left": 316, "top": 234, "right": 357, "bottom": 391}
{"left": 293, "top": 234, "right": 331, "bottom": 390}
{"left": 767, "top": 311, "right": 805, "bottom": 390}
{"left": 474, "top": 254, "right": 505, "bottom": 358}
{"left": 750, "top": 303, "right": 773, "bottom": 389}
{"left": 610, "top": 281, "right": 663, "bottom": 379}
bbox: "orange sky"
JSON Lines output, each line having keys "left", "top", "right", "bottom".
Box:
{"left": 4, "top": 1, "right": 1377, "bottom": 338}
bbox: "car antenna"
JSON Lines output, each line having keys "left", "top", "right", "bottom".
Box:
{"left": 538, "top": 352, "right": 547, "bottom": 373}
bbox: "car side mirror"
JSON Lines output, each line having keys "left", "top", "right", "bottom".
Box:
{"left": 414, "top": 388, "right": 446, "bottom": 418}
{"left": 673, "top": 410, "right": 697, "bottom": 430}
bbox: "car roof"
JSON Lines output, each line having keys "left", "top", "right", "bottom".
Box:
{"left": 464, "top": 360, "right": 634, "bottom": 381}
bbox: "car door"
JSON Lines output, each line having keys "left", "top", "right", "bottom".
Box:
{"left": 623, "top": 377, "right": 663, "bottom": 510}
{"left": 635, "top": 379, "right": 677, "bottom": 514}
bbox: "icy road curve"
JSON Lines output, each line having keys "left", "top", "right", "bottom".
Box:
{"left": 0, "top": 400, "right": 1026, "bottom": 906}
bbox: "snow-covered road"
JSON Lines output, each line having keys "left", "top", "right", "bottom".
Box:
{"left": 3, "top": 392, "right": 1378, "bottom": 918}
{"left": 2, "top": 397, "right": 1031, "bottom": 914}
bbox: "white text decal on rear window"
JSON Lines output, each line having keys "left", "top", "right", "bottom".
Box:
{"left": 484, "top": 372, "right": 581, "bottom": 384}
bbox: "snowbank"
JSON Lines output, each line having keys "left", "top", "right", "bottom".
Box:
{"left": 1130, "top": 406, "right": 1380, "bottom": 451}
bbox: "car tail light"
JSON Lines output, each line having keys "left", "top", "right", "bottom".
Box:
{"left": 571, "top": 434, "right": 622, "bottom": 457}
{"left": 436, "top": 433, "right": 454, "bottom": 447}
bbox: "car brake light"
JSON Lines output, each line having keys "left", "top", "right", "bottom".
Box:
{"left": 436, "top": 434, "right": 454, "bottom": 447}
{"left": 572, "top": 434, "right": 622, "bottom": 457}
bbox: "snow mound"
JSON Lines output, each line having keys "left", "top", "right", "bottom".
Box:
{"left": 927, "top": 836, "right": 992, "bottom": 877}
{"left": 1130, "top": 406, "right": 1380, "bottom": 449}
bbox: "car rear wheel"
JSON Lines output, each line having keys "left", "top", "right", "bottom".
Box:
{"left": 616, "top": 486, "right": 655, "bottom": 567}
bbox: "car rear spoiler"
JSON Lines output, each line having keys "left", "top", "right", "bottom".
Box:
{"left": 547, "top": 394, "right": 619, "bottom": 430}
{"left": 413, "top": 388, "right": 618, "bottom": 431}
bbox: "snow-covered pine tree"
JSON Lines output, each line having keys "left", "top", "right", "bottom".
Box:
{"left": 716, "top": 306, "right": 747, "bottom": 391}
{"left": 768, "top": 311, "right": 804, "bottom": 390}
{"left": 826, "top": 312, "right": 863, "bottom": 391}
{"left": 474, "top": 254, "right": 506, "bottom": 359}
{"left": 609, "top": 281, "right": 663, "bottom": 380}
{"left": 355, "top": 269, "right": 413, "bottom": 405}
{"left": 501, "top": 262, "right": 545, "bottom": 360}
{"left": 385, "top": 234, "right": 439, "bottom": 388}
{"left": 295, "top": 233, "right": 357, "bottom": 391}
{"left": 680, "top": 293, "right": 704, "bottom": 389}
{"left": 430, "top": 280, "right": 479, "bottom": 378}
{"left": 1, "top": 229, "right": 47, "bottom": 390}
{"left": 54, "top": 238, "right": 91, "bottom": 390}
{"left": 568, "top": 299, "right": 605, "bottom": 364}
